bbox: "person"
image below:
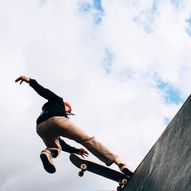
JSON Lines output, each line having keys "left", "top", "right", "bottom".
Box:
{"left": 15, "top": 75, "right": 133, "bottom": 176}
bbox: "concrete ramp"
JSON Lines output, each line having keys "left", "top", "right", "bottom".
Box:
{"left": 124, "top": 95, "right": 191, "bottom": 191}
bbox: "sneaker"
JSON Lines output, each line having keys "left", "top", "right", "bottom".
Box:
{"left": 118, "top": 163, "right": 133, "bottom": 177}
{"left": 40, "top": 152, "right": 56, "bottom": 174}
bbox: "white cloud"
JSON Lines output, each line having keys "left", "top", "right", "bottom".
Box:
{"left": 1, "top": 0, "right": 191, "bottom": 191}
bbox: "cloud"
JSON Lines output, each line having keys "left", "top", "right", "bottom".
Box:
{"left": 1, "top": 0, "right": 191, "bottom": 191}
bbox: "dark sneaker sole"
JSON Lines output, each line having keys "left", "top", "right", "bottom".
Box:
{"left": 40, "top": 153, "right": 56, "bottom": 174}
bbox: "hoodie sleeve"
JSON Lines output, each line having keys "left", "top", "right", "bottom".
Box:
{"left": 59, "top": 138, "right": 80, "bottom": 154}
{"left": 29, "top": 79, "right": 62, "bottom": 101}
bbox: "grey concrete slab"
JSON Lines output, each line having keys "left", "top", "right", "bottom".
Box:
{"left": 124, "top": 95, "right": 191, "bottom": 191}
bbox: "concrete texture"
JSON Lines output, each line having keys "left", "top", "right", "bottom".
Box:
{"left": 124, "top": 95, "right": 191, "bottom": 191}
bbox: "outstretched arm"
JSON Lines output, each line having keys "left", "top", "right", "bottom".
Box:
{"left": 59, "top": 138, "right": 89, "bottom": 158}
{"left": 15, "top": 75, "right": 62, "bottom": 101}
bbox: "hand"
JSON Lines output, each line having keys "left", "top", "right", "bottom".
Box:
{"left": 15, "top": 75, "right": 30, "bottom": 84}
{"left": 78, "top": 148, "right": 89, "bottom": 158}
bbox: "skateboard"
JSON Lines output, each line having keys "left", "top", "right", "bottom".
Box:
{"left": 70, "top": 154, "right": 130, "bottom": 191}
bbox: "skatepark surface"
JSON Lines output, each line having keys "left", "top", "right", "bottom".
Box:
{"left": 124, "top": 95, "right": 191, "bottom": 191}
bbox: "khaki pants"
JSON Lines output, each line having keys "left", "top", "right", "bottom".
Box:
{"left": 36, "top": 116, "right": 117, "bottom": 166}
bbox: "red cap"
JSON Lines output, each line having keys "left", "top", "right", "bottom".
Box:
{"left": 64, "top": 102, "right": 75, "bottom": 115}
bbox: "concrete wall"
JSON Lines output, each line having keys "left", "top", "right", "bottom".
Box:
{"left": 124, "top": 95, "right": 191, "bottom": 191}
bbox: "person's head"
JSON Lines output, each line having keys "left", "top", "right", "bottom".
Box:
{"left": 64, "top": 101, "right": 75, "bottom": 116}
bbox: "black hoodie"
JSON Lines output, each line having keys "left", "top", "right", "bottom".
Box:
{"left": 29, "top": 79, "right": 67, "bottom": 125}
{"left": 29, "top": 79, "right": 79, "bottom": 154}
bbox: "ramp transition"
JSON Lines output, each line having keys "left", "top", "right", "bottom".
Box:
{"left": 124, "top": 95, "right": 191, "bottom": 191}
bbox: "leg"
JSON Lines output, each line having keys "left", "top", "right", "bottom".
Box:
{"left": 81, "top": 136, "right": 117, "bottom": 166}
{"left": 36, "top": 120, "right": 62, "bottom": 173}
{"left": 43, "top": 116, "right": 133, "bottom": 176}
{"left": 113, "top": 157, "right": 134, "bottom": 177}
{"left": 51, "top": 116, "right": 117, "bottom": 166}
{"left": 82, "top": 137, "right": 132, "bottom": 176}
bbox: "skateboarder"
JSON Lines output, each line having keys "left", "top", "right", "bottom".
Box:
{"left": 15, "top": 75, "right": 133, "bottom": 176}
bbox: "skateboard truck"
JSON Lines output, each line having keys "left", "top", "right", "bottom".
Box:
{"left": 78, "top": 163, "right": 128, "bottom": 191}
{"left": 117, "top": 178, "right": 128, "bottom": 191}
{"left": 70, "top": 154, "right": 131, "bottom": 191}
{"left": 78, "top": 163, "right": 87, "bottom": 177}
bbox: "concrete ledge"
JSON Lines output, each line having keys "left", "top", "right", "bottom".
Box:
{"left": 124, "top": 95, "right": 191, "bottom": 191}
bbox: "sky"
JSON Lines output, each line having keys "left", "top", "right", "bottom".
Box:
{"left": 1, "top": 0, "right": 191, "bottom": 190}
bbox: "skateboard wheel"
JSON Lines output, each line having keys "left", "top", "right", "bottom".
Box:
{"left": 121, "top": 179, "right": 128, "bottom": 185}
{"left": 80, "top": 164, "right": 87, "bottom": 170}
{"left": 78, "top": 170, "right": 84, "bottom": 177}
{"left": 117, "top": 185, "right": 122, "bottom": 191}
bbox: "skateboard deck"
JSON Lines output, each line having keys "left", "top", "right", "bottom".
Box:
{"left": 70, "top": 154, "right": 129, "bottom": 191}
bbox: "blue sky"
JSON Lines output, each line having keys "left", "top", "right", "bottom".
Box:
{"left": 1, "top": 0, "right": 191, "bottom": 191}
{"left": 79, "top": 0, "right": 104, "bottom": 24}
{"left": 79, "top": 0, "right": 184, "bottom": 106}
{"left": 157, "top": 79, "right": 183, "bottom": 104}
